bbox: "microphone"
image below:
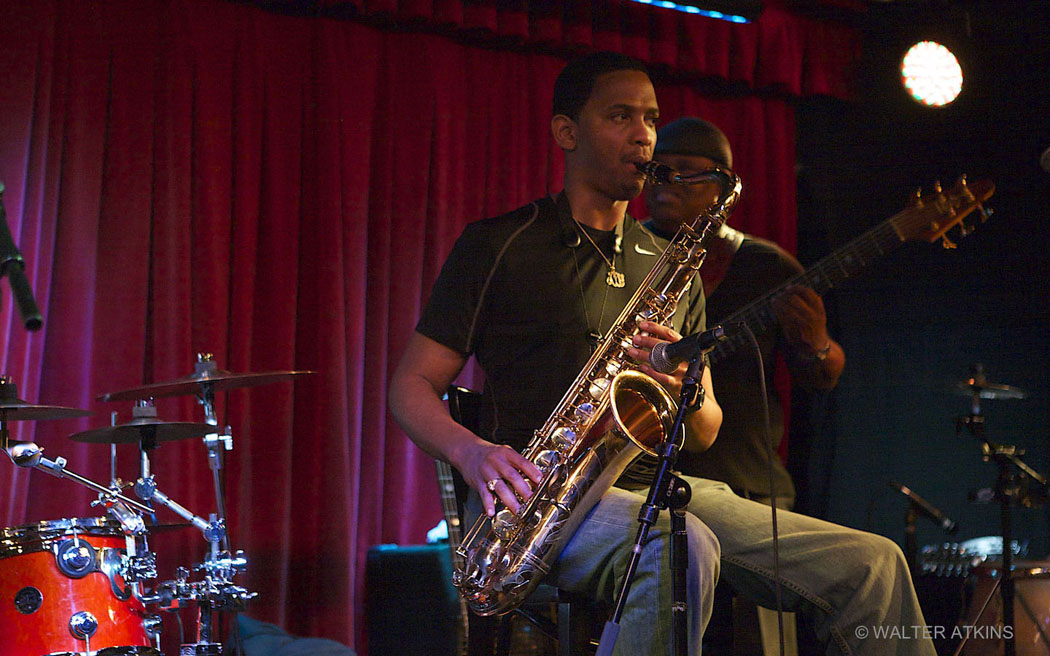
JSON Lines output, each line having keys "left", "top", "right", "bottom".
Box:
{"left": 0, "top": 183, "right": 42, "bottom": 331}
{"left": 634, "top": 161, "right": 680, "bottom": 184}
{"left": 649, "top": 324, "right": 727, "bottom": 374}
{"left": 890, "top": 480, "right": 958, "bottom": 534}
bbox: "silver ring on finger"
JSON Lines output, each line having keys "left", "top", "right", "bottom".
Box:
{"left": 486, "top": 478, "right": 500, "bottom": 492}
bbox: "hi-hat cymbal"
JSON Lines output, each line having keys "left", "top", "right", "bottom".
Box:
{"left": 69, "top": 418, "right": 216, "bottom": 444}
{"left": 98, "top": 369, "right": 313, "bottom": 402}
{"left": 954, "top": 379, "right": 1027, "bottom": 400}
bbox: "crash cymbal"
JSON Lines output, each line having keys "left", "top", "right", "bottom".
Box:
{"left": 69, "top": 418, "right": 216, "bottom": 444}
{"left": 954, "top": 379, "right": 1027, "bottom": 400}
{"left": 0, "top": 377, "right": 91, "bottom": 420}
{"left": 98, "top": 362, "right": 313, "bottom": 402}
{"left": 0, "top": 402, "right": 92, "bottom": 421}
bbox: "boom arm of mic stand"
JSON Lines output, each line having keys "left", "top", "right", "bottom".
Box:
{"left": 0, "top": 182, "right": 43, "bottom": 331}
{"left": 7, "top": 443, "right": 154, "bottom": 514}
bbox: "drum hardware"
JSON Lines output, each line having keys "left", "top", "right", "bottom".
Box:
{"left": 952, "top": 364, "right": 1045, "bottom": 656}
{"left": 0, "top": 356, "right": 309, "bottom": 656}
{"left": 94, "top": 354, "right": 310, "bottom": 655}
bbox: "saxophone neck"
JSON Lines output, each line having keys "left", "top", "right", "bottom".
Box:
{"left": 637, "top": 162, "right": 743, "bottom": 238}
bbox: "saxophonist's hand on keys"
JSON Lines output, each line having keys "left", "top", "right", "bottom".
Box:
{"left": 627, "top": 321, "right": 687, "bottom": 395}
{"left": 626, "top": 320, "right": 722, "bottom": 453}
{"left": 456, "top": 441, "right": 543, "bottom": 517}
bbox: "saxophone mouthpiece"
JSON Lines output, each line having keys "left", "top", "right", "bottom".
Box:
{"left": 635, "top": 161, "right": 679, "bottom": 184}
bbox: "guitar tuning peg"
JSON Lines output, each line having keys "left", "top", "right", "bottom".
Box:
{"left": 908, "top": 188, "right": 923, "bottom": 208}
{"left": 957, "top": 223, "right": 971, "bottom": 237}
{"left": 978, "top": 205, "right": 993, "bottom": 222}
{"left": 954, "top": 174, "right": 968, "bottom": 189}
{"left": 933, "top": 180, "right": 943, "bottom": 194}
{"left": 941, "top": 235, "right": 957, "bottom": 249}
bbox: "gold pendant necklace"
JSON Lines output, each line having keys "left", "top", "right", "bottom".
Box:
{"left": 574, "top": 219, "right": 625, "bottom": 288}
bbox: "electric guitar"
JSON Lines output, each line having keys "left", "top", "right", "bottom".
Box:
{"left": 708, "top": 176, "right": 995, "bottom": 362}
{"left": 435, "top": 459, "right": 470, "bottom": 656}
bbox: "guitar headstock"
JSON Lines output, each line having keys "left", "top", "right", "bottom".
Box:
{"left": 891, "top": 176, "right": 995, "bottom": 248}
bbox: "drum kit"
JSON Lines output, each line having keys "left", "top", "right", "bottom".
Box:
{"left": 914, "top": 364, "right": 1050, "bottom": 656}
{"left": 0, "top": 353, "right": 311, "bottom": 656}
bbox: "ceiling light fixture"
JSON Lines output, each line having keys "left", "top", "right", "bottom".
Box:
{"left": 901, "top": 40, "right": 964, "bottom": 107}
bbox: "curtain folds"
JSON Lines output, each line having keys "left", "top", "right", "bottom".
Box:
{"left": 259, "top": 0, "right": 860, "bottom": 99}
{"left": 0, "top": 0, "right": 828, "bottom": 651}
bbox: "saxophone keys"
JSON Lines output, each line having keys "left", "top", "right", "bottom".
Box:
{"left": 535, "top": 449, "right": 562, "bottom": 470}
{"left": 588, "top": 377, "right": 610, "bottom": 399}
{"left": 552, "top": 427, "right": 577, "bottom": 449}
{"left": 493, "top": 509, "right": 517, "bottom": 540}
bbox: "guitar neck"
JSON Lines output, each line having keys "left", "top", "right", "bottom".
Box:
{"left": 435, "top": 460, "right": 466, "bottom": 567}
{"left": 709, "top": 214, "right": 905, "bottom": 361}
{"left": 435, "top": 460, "right": 470, "bottom": 656}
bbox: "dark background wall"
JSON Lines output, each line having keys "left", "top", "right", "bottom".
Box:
{"left": 794, "top": 0, "right": 1050, "bottom": 558}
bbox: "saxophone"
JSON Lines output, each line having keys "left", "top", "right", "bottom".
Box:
{"left": 453, "top": 163, "right": 742, "bottom": 615}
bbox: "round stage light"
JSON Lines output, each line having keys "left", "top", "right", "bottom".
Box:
{"left": 901, "top": 41, "right": 963, "bottom": 107}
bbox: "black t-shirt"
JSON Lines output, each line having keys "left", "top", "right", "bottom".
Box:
{"left": 417, "top": 193, "right": 706, "bottom": 453}
{"left": 683, "top": 236, "right": 803, "bottom": 502}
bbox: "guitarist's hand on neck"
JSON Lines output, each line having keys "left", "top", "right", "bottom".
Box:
{"left": 771, "top": 285, "right": 845, "bottom": 390}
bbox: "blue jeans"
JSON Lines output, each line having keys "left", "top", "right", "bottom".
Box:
{"left": 469, "top": 477, "right": 935, "bottom": 655}
{"left": 680, "top": 477, "right": 936, "bottom": 656}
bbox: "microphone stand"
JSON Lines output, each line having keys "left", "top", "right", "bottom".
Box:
{"left": 596, "top": 355, "right": 705, "bottom": 656}
{"left": 904, "top": 504, "right": 918, "bottom": 580}
{"left": 0, "top": 182, "right": 43, "bottom": 331}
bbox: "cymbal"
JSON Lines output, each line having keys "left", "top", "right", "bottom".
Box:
{"left": 954, "top": 379, "right": 1027, "bottom": 400}
{"left": 0, "top": 401, "right": 92, "bottom": 421}
{"left": 69, "top": 418, "right": 216, "bottom": 444}
{"left": 0, "top": 377, "right": 91, "bottom": 421}
{"left": 98, "top": 369, "right": 313, "bottom": 402}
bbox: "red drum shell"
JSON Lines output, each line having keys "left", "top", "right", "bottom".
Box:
{"left": 960, "top": 559, "right": 1050, "bottom": 656}
{"left": 0, "top": 518, "right": 151, "bottom": 655}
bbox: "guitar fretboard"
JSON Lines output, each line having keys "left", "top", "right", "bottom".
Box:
{"left": 709, "top": 216, "right": 905, "bottom": 362}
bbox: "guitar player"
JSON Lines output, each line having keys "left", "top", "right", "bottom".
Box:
{"left": 642, "top": 116, "right": 845, "bottom": 510}
{"left": 641, "top": 116, "right": 846, "bottom": 653}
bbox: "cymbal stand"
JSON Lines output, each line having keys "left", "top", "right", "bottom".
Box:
{"left": 131, "top": 400, "right": 226, "bottom": 544}
{"left": 192, "top": 354, "right": 233, "bottom": 553}
{"left": 954, "top": 390, "right": 1049, "bottom": 656}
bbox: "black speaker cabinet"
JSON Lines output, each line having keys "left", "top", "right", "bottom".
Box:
{"left": 366, "top": 543, "right": 460, "bottom": 656}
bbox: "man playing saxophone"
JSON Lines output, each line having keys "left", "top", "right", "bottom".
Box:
{"left": 390, "top": 51, "right": 935, "bottom": 655}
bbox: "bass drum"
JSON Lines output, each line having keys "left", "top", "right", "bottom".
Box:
{"left": 0, "top": 518, "right": 154, "bottom": 656}
{"left": 959, "top": 559, "right": 1050, "bottom": 655}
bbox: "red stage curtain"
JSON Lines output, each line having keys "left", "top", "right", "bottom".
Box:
{"left": 0, "top": 0, "right": 835, "bottom": 651}
{"left": 256, "top": 0, "right": 860, "bottom": 99}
